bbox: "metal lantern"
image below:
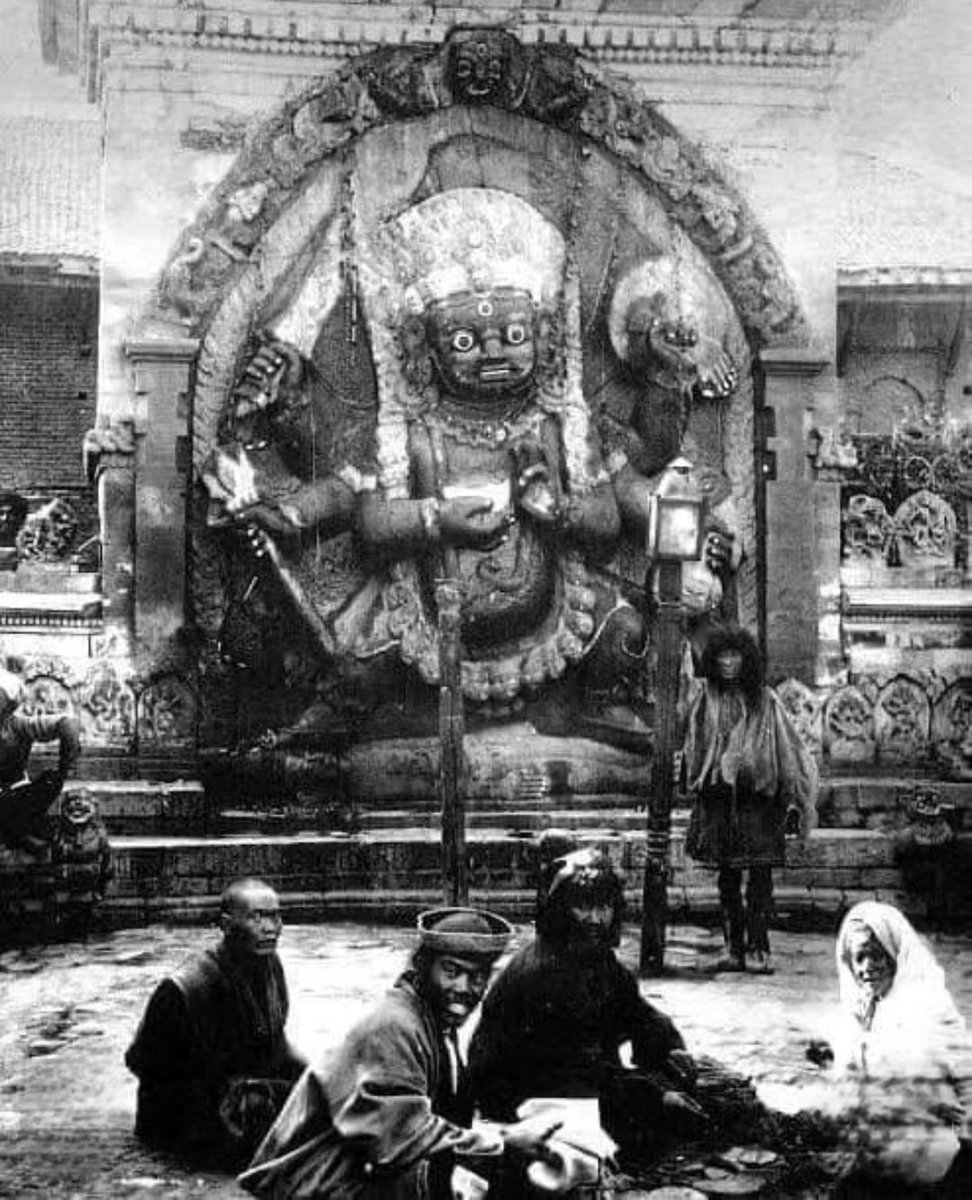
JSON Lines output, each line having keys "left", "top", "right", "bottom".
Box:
{"left": 647, "top": 455, "right": 705, "bottom": 562}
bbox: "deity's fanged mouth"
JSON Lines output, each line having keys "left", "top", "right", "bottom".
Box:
{"left": 479, "top": 364, "right": 512, "bottom": 382}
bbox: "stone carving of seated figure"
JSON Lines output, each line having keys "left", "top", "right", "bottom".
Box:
{"left": 202, "top": 189, "right": 743, "bottom": 748}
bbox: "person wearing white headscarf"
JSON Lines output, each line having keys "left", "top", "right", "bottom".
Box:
{"left": 819, "top": 901, "right": 972, "bottom": 1190}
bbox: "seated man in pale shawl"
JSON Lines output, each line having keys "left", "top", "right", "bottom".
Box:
{"left": 807, "top": 901, "right": 972, "bottom": 1195}
{"left": 239, "top": 908, "right": 562, "bottom": 1199}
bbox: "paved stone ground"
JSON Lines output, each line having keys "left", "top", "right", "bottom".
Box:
{"left": 0, "top": 920, "right": 969, "bottom": 1198}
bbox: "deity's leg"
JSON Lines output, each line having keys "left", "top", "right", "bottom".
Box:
{"left": 578, "top": 605, "right": 651, "bottom": 749}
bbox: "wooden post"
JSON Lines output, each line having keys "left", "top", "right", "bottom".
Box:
{"left": 640, "top": 559, "right": 683, "bottom": 976}
{"left": 436, "top": 575, "right": 468, "bottom": 906}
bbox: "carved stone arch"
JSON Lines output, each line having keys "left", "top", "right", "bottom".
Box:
{"left": 141, "top": 33, "right": 809, "bottom": 740}
{"left": 852, "top": 374, "right": 926, "bottom": 436}
{"left": 147, "top": 38, "right": 806, "bottom": 348}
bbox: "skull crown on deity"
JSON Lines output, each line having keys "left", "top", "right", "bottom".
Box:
{"left": 203, "top": 187, "right": 744, "bottom": 744}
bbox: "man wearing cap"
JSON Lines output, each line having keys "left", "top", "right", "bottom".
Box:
{"left": 0, "top": 665, "right": 81, "bottom": 855}
{"left": 126, "top": 877, "right": 306, "bottom": 1167}
{"left": 239, "top": 906, "right": 560, "bottom": 1199}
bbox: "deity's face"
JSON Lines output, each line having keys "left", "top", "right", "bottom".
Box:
{"left": 845, "top": 925, "right": 896, "bottom": 1002}
{"left": 426, "top": 288, "right": 537, "bottom": 404}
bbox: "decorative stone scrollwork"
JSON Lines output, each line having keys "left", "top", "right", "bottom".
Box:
{"left": 20, "top": 674, "right": 77, "bottom": 720}
{"left": 842, "top": 418, "right": 971, "bottom": 570}
{"left": 17, "top": 498, "right": 80, "bottom": 563}
{"left": 932, "top": 681, "right": 972, "bottom": 780}
{"left": 875, "top": 676, "right": 930, "bottom": 764}
{"left": 137, "top": 675, "right": 196, "bottom": 747}
{"left": 843, "top": 494, "right": 893, "bottom": 561}
{"left": 811, "top": 426, "right": 858, "bottom": 473}
{"left": 774, "top": 678, "right": 823, "bottom": 760}
{"left": 823, "top": 684, "right": 876, "bottom": 764}
{"left": 82, "top": 421, "right": 137, "bottom": 482}
{"left": 79, "top": 663, "right": 135, "bottom": 747}
{"left": 893, "top": 489, "right": 957, "bottom": 565}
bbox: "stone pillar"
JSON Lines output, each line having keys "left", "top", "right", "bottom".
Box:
{"left": 123, "top": 338, "right": 199, "bottom": 661}
{"left": 759, "top": 346, "right": 833, "bottom": 686}
{"left": 83, "top": 421, "right": 138, "bottom": 658}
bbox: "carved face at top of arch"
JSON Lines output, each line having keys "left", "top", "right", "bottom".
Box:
{"left": 426, "top": 286, "right": 538, "bottom": 404}
{"left": 444, "top": 28, "right": 525, "bottom": 105}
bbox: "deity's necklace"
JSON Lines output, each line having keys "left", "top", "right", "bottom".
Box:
{"left": 432, "top": 396, "right": 541, "bottom": 448}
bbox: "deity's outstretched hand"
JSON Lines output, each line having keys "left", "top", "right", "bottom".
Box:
{"left": 693, "top": 334, "right": 738, "bottom": 401}
{"left": 232, "top": 333, "right": 306, "bottom": 422}
{"left": 702, "top": 526, "right": 736, "bottom": 575}
{"left": 623, "top": 298, "right": 738, "bottom": 401}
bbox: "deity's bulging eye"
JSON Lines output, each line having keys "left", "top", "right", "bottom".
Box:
{"left": 506, "top": 323, "right": 526, "bottom": 346}
{"left": 451, "top": 330, "right": 476, "bottom": 353}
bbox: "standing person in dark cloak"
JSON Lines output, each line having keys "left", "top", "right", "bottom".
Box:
{"left": 125, "top": 878, "right": 306, "bottom": 1167}
{"left": 467, "top": 841, "right": 705, "bottom": 1190}
{"left": 682, "top": 624, "right": 818, "bottom": 974}
{"left": 239, "top": 907, "right": 563, "bottom": 1199}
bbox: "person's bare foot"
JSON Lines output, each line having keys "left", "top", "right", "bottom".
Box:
{"left": 704, "top": 953, "right": 745, "bottom": 974}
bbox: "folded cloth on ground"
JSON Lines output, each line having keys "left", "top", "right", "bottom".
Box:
{"left": 516, "top": 1097, "right": 617, "bottom": 1194}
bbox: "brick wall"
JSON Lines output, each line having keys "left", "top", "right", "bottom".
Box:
{"left": 0, "top": 279, "right": 98, "bottom": 537}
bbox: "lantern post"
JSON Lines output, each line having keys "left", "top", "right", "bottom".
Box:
{"left": 640, "top": 457, "right": 704, "bottom": 975}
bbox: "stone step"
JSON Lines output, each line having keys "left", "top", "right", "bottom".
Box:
{"left": 92, "top": 826, "right": 972, "bottom": 926}
{"left": 61, "top": 773, "right": 972, "bottom": 840}
{"left": 817, "top": 775, "right": 971, "bottom": 829}
{"left": 219, "top": 806, "right": 655, "bottom": 835}
{"left": 64, "top": 779, "right": 210, "bottom": 834}
{"left": 5, "top": 818, "right": 970, "bottom": 935}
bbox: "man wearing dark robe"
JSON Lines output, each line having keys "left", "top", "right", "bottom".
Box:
{"left": 125, "top": 878, "right": 306, "bottom": 1166}
{"left": 239, "top": 907, "right": 562, "bottom": 1199}
{"left": 468, "top": 840, "right": 705, "bottom": 1189}
{"left": 0, "top": 666, "right": 81, "bottom": 855}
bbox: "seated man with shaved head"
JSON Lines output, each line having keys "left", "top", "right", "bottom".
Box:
{"left": 125, "top": 878, "right": 306, "bottom": 1167}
